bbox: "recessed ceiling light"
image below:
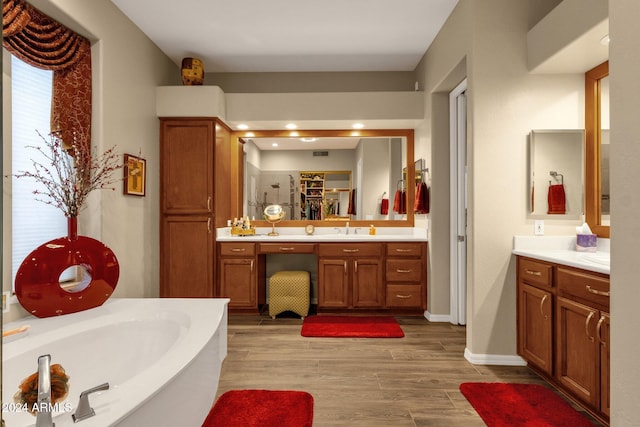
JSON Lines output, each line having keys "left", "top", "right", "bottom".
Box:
{"left": 352, "top": 123, "right": 365, "bottom": 129}
{"left": 245, "top": 132, "right": 255, "bottom": 137}
{"left": 285, "top": 123, "right": 297, "bottom": 130}
{"left": 237, "top": 124, "right": 249, "bottom": 130}
{"left": 301, "top": 138, "right": 316, "bottom": 142}
{"left": 272, "top": 143, "right": 279, "bottom": 147}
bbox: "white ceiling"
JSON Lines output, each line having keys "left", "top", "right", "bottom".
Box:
{"left": 109, "top": 0, "right": 459, "bottom": 73}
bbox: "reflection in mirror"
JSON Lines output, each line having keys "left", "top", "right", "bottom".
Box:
{"left": 528, "top": 130, "right": 584, "bottom": 219}
{"left": 585, "top": 61, "right": 610, "bottom": 237}
{"left": 241, "top": 130, "right": 412, "bottom": 225}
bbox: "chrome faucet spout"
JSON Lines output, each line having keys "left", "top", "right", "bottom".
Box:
{"left": 345, "top": 221, "right": 350, "bottom": 235}
{"left": 36, "top": 354, "right": 54, "bottom": 427}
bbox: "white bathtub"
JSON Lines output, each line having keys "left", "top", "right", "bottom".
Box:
{"left": 2, "top": 298, "right": 229, "bottom": 427}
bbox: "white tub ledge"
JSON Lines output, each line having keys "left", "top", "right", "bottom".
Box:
{"left": 2, "top": 298, "right": 229, "bottom": 427}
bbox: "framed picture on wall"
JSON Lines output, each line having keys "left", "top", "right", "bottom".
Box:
{"left": 123, "top": 154, "right": 146, "bottom": 196}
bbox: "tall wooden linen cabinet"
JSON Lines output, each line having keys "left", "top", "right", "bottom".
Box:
{"left": 159, "top": 118, "right": 239, "bottom": 297}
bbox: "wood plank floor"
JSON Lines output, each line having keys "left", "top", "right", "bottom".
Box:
{"left": 215, "top": 314, "right": 601, "bottom": 426}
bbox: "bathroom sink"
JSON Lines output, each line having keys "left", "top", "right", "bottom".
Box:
{"left": 315, "top": 233, "right": 374, "bottom": 240}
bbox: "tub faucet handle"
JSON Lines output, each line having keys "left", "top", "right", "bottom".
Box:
{"left": 36, "top": 354, "right": 54, "bottom": 427}
{"left": 72, "top": 382, "right": 110, "bottom": 423}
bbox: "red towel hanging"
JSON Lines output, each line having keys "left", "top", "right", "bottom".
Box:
{"left": 547, "top": 184, "right": 566, "bottom": 214}
{"left": 380, "top": 198, "right": 389, "bottom": 215}
{"left": 414, "top": 182, "right": 430, "bottom": 214}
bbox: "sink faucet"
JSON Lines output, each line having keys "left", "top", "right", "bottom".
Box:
{"left": 36, "top": 354, "right": 54, "bottom": 427}
{"left": 345, "top": 221, "right": 350, "bottom": 235}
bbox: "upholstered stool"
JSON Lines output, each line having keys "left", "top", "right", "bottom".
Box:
{"left": 269, "top": 271, "right": 310, "bottom": 319}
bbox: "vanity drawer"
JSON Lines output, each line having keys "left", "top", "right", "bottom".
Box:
{"left": 387, "top": 242, "right": 425, "bottom": 257}
{"left": 386, "top": 284, "right": 423, "bottom": 308}
{"left": 386, "top": 259, "right": 422, "bottom": 282}
{"left": 258, "top": 243, "right": 316, "bottom": 254}
{"left": 557, "top": 266, "right": 610, "bottom": 309}
{"left": 219, "top": 242, "right": 255, "bottom": 256}
{"left": 318, "top": 243, "right": 382, "bottom": 257}
{"left": 518, "top": 257, "right": 553, "bottom": 289}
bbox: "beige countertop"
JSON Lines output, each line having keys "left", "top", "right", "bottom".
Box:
{"left": 216, "top": 227, "right": 428, "bottom": 243}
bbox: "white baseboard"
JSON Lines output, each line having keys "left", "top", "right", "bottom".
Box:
{"left": 464, "top": 348, "right": 527, "bottom": 366}
{"left": 423, "top": 311, "right": 451, "bottom": 322}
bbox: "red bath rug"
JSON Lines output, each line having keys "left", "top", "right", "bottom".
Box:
{"left": 300, "top": 315, "right": 404, "bottom": 338}
{"left": 460, "top": 382, "right": 594, "bottom": 426}
{"left": 202, "top": 389, "right": 313, "bottom": 427}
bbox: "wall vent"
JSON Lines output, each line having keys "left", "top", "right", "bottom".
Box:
{"left": 312, "top": 151, "right": 329, "bottom": 157}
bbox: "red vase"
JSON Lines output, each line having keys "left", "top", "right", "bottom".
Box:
{"left": 14, "top": 216, "right": 120, "bottom": 318}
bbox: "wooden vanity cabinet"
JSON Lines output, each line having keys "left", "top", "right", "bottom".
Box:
{"left": 218, "top": 242, "right": 265, "bottom": 311}
{"left": 385, "top": 243, "right": 427, "bottom": 310}
{"left": 516, "top": 256, "right": 610, "bottom": 425}
{"left": 556, "top": 266, "right": 610, "bottom": 417}
{"left": 517, "top": 257, "right": 554, "bottom": 376}
{"left": 318, "top": 243, "right": 384, "bottom": 309}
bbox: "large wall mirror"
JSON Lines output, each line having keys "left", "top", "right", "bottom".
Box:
{"left": 528, "top": 130, "right": 585, "bottom": 219}
{"left": 585, "top": 61, "right": 610, "bottom": 238}
{"left": 236, "top": 129, "right": 415, "bottom": 227}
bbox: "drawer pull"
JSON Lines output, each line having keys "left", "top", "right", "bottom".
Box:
{"left": 395, "top": 294, "right": 412, "bottom": 299}
{"left": 540, "top": 294, "right": 549, "bottom": 321}
{"left": 525, "top": 269, "right": 542, "bottom": 277}
{"left": 343, "top": 249, "right": 360, "bottom": 253}
{"left": 585, "top": 311, "right": 595, "bottom": 342}
{"left": 395, "top": 249, "right": 413, "bottom": 253}
{"left": 344, "top": 261, "right": 347, "bottom": 274}
{"left": 230, "top": 248, "right": 246, "bottom": 252}
{"left": 586, "top": 285, "right": 610, "bottom": 297}
{"left": 207, "top": 218, "right": 212, "bottom": 233}
{"left": 396, "top": 269, "right": 413, "bottom": 273}
{"left": 207, "top": 196, "right": 212, "bottom": 212}
{"left": 354, "top": 260, "right": 358, "bottom": 273}
{"left": 279, "top": 247, "right": 295, "bottom": 251}
{"left": 250, "top": 260, "right": 254, "bottom": 272}
{"left": 597, "top": 315, "right": 607, "bottom": 347}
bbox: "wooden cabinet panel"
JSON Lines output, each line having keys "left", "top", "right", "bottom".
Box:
{"left": 258, "top": 243, "right": 316, "bottom": 254}
{"left": 557, "top": 266, "right": 610, "bottom": 309}
{"left": 352, "top": 258, "right": 384, "bottom": 307}
{"left": 518, "top": 283, "right": 553, "bottom": 375}
{"left": 160, "top": 120, "right": 214, "bottom": 214}
{"left": 386, "top": 284, "right": 422, "bottom": 308}
{"left": 599, "top": 312, "right": 610, "bottom": 418}
{"left": 386, "top": 259, "right": 422, "bottom": 282}
{"left": 318, "top": 243, "right": 382, "bottom": 257}
{"left": 160, "top": 216, "right": 213, "bottom": 297}
{"left": 556, "top": 296, "right": 599, "bottom": 407}
{"left": 219, "top": 258, "right": 256, "bottom": 309}
{"left": 219, "top": 242, "right": 256, "bottom": 256}
{"left": 386, "top": 242, "right": 425, "bottom": 257}
{"left": 518, "top": 257, "right": 553, "bottom": 289}
{"left": 318, "top": 258, "right": 349, "bottom": 307}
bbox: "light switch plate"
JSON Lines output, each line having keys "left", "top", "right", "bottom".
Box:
{"left": 534, "top": 220, "right": 544, "bottom": 236}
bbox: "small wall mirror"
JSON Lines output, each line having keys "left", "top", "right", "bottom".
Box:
{"left": 528, "top": 130, "right": 584, "bottom": 219}
{"left": 264, "top": 204, "right": 284, "bottom": 236}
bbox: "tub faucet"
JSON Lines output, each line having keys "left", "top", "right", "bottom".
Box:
{"left": 35, "top": 354, "right": 54, "bottom": 427}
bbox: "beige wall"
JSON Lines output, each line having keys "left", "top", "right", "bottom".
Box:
{"left": 418, "top": 0, "right": 586, "bottom": 358}
{"left": 2, "top": 0, "right": 178, "bottom": 322}
{"left": 609, "top": 2, "right": 640, "bottom": 424}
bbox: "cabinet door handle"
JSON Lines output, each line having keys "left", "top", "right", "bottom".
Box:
{"left": 586, "top": 285, "right": 610, "bottom": 297}
{"left": 207, "top": 218, "right": 212, "bottom": 233}
{"left": 231, "top": 248, "right": 246, "bottom": 252}
{"left": 344, "top": 261, "right": 347, "bottom": 274}
{"left": 585, "top": 311, "right": 595, "bottom": 342}
{"left": 250, "top": 260, "right": 254, "bottom": 272}
{"left": 396, "top": 294, "right": 412, "bottom": 299}
{"left": 395, "top": 249, "right": 413, "bottom": 253}
{"left": 596, "top": 315, "right": 607, "bottom": 347}
{"left": 525, "top": 269, "right": 542, "bottom": 277}
{"left": 354, "top": 260, "right": 358, "bottom": 273}
{"left": 396, "top": 269, "right": 412, "bottom": 273}
{"left": 343, "top": 249, "right": 359, "bottom": 253}
{"left": 207, "top": 197, "right": 212, "bottom": 212}
{"left": 279, "top": 247, "right": 295, "bottom": 251}
{"left": 540, "top": 294, "right": 549, "bottom": 320}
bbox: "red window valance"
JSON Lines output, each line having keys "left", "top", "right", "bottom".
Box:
{"left": 3, "top": 0, "right": 91, "bottom": 150}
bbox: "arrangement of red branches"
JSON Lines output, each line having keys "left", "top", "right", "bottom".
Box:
{"left": 14, "top": 128, "right": 122, "bottom": 218}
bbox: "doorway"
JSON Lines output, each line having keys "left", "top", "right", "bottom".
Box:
{"left": 449, "top": 79, "right": 467, "bottom": 325}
